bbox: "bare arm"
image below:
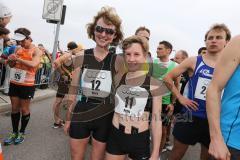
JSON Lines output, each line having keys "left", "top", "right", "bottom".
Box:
{"left": 163, "top": 57, "right": 198, "bottom": 110}
{"left": 53, "top": 52, "right": 71, "bottom": 69}
{"left": 114, "top": 55, "right": 126, "bottom": 86}
{"left": 207, "top": 36, "right": 240, "bottom": 160}
{"left": 16, "top": 47, "right": 41, "bottom": 67}
{"left": 150, "top": 78, "right": 163, "bottom": 159}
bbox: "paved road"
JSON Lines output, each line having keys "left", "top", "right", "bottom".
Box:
{"left": 0, "top": 97, "right": 201, "bottom": 160}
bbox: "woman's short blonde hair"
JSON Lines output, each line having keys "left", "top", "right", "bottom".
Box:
{"left": 86, "top": 6, "right": 123, "bottom": 44}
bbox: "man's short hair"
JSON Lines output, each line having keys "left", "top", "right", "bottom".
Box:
{"left": 198, "top": 47, "right": 207, "bottom": 55}
{"left": 204, "top": 23, "right": 231, "bottom": 41}
{"left": 159, "top": 40, "right": 173, "bottom": 52}
{"left": 38, "top": 43, "right": 44, "bottom": 47}
{"left": 179, "top": 50, "right": 188, "bottom": 58}
{"left": 67, "top": 41, "right": 78, "bottom": 50}
{"left": 135, "top": 26, "right": 150, "bottom": 36}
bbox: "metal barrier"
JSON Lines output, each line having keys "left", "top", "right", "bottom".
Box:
{"left": 35, "top": 63, "right": 52, "bottom": 88}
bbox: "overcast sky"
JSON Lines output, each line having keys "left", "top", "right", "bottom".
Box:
{"left": 2, "top": 0, "right": 240, "bottom": 57}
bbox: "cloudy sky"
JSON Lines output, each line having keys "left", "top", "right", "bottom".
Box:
{"left": 2, "top": 0, "right": 240, "bottom": 57}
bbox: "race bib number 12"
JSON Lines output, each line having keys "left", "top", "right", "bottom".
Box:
{"left": 81, "top": 69, "right": 112, "bottom": 98}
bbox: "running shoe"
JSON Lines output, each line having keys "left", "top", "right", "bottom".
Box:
{"left": 4, "top": 132, "right": 17, "bottom": 145}
{"left": 14, "top": 132, "right": 25, "bottom": 145}
{"left": 52, "top": 121, "right": 64, "bottom": 129}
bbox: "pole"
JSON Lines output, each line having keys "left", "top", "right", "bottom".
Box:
{"left": 52, "top": 21, "right": 61, "bottom": 61}
{"left": 49, "top": 21, "right": 61, "bottom": 90}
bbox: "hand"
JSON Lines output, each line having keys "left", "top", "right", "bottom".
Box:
{"left": 8, "top": 59, "right": 16, "bottom": 68}
{"left": 209, "top": 137, "right": 231, "bottom": 160}
{"left": 178, "top": 95, "right": 198, "bottom": 111}
{"left": 64, "top": 121, "right": 71, "bottom": 135}
{"left": 166, "top": 103, "right": 174, "bottom": 116}
{"left": 8, "top": 54, "right": 18, "bottom": 61}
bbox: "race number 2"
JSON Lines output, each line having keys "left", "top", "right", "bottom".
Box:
{"left": 195, "top": 77, "right": 211, "bottom": 100}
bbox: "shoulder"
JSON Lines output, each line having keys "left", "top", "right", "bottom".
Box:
{"left": 180, "top": 56, "right": 197, "bottom": 68}
{"left": 33, "top": 46, "right": 41, "bottom": 56}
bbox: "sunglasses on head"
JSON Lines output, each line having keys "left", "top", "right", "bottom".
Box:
{"left": 95, "top": 25, "right": 115, "bottom": 35}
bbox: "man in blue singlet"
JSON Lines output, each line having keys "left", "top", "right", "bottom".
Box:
{"left": 163, "top": 23, "right": 231, "bottom": 160}
{"left": 207, "top": 36, "right": 240, "bottom": 160}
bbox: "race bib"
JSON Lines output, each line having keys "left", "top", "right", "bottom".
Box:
{"left": 81, "top": 69, "right": 112, "bottom": 98}
{"left": 115, "top": 85, "right": 149, "bottom": 117}
{"left": 195, "top": 77, "right": 211, "bottom": 100}
{"left": 10, "top": 68, "right": 27, "bottom": 83}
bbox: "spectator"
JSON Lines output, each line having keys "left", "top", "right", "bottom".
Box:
{"left": 1, "top": 38, "right": 17, "bottom": 95}
{"left": 198, "top": 47, "right": 207, "bottom": 55}
{"left": 0, "top": 27, "right": 10, "bottom": 90}
{"left": 37, "top": 44, "right": 52, "bottom": 89}
{"left": 0, "top": 3, "right": 12, "bottom": 27}
{"left": 52, "top": 41, "right": 80, "bottom": 129}
{"left": 135, "top": 26, "right": 153, "bottom": 75}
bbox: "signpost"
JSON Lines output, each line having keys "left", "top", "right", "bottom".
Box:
{"left": 42, "top": 0, "right": 66, "bottom": 89}
{"left": 42, "top": 0, "right": 66, "bottom": 61}
{"left": 42, "top": 0, "right": 64, "bottom": 21}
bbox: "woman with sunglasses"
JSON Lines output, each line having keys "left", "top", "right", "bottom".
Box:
{"left": 63, "top": 6, "right": 124, "bottom": 160}
{"left": 105, "top": 36, "right": 168, "bottom": 160}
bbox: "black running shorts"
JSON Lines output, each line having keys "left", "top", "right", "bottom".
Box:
{"left": 69, "top": 101, "right": 113, "bottom": 142}
{"left": 8, "top": 83, "right": 35, "bottom": 99}
{"left": 173, "top": 115, "right": 210, "bottom": 148}
{"left": 106, "top": 126, "right": 150, "bottom": 160}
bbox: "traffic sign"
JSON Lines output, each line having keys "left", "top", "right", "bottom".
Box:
{"left": 42, "top": 0, "right": 64, "bottom": 21}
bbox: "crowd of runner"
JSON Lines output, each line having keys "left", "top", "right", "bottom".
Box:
{"left": 1, "top": 3, "right": 239, "bottom": 160}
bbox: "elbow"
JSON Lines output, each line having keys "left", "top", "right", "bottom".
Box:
{"left": 163, "top": 75, "right": 174, "bottom": 89}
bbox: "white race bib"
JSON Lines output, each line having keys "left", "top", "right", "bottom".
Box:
{"left": 195, "top": 77, "right": 211, "bottom": 100}
{"left": 10, "top": 68, "right": 27, "bottom": 83}
{"left": 81, "top": 69, "right": 112, "bottom": 98}
{"left": 115, "top": 85, "right": 149, "bottom": 117}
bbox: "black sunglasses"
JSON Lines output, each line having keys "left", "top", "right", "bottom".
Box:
{"left": 95, "top": 25, "right": 115, "bottom": 35}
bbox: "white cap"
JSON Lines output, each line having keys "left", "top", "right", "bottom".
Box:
{"left": 12, "top": 33, "right": 26, "bottom": 41}
{"left": 0, "top": 3, "right": 12, "bottom": 18}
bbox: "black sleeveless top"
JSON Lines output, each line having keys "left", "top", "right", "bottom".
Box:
{"left": 115, "top": 73, "right": 152, "bottom": 114}
{"left": 80, "top": 48, "right": 116, "bottom": 103}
